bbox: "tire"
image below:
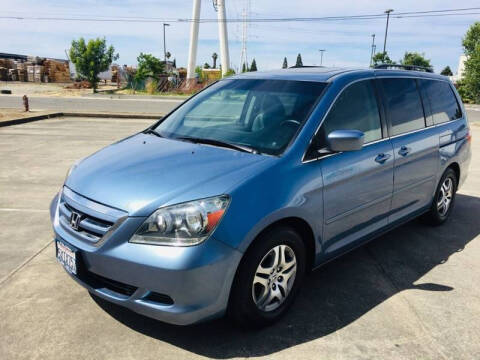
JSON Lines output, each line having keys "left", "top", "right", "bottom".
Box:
{"left": 228, "top": 226, "right": 306, "bottom": 328}
{"left": 422, "top": 168, "right": 458, "bottom": 226}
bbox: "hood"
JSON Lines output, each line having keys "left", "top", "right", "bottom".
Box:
{"left": 65, "top": 133, "right": 272, "bottom": 216}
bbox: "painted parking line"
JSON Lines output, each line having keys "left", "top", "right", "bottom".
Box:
{"left": 0, "top": 208, "right": 49, "bottom": 212}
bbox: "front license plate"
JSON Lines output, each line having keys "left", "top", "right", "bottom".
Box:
{"left": 56, "top": 240, "right": 77, "bottom": 275}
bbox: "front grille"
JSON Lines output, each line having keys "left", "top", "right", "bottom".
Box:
{"left": 60, "top": 202, "right": 113, "bottom": 241}
{"left": 58, "top": 187, "right": 127, "bottom": 244}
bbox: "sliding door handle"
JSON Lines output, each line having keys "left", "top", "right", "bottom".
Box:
{"left": 375, "top": 153, "right": 391, "bottom": 164}
{"left": 398, "top": 146, "right": 411, "bottom": 157}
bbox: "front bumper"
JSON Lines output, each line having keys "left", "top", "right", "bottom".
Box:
{"left": 50, "top": 190, "right": 243, "bottom": 325}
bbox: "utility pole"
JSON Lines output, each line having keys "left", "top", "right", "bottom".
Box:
{"left": 216, "top": 0, "right": 230, "bottom": 76}
{"left": 187, "top": 0, "right": 201, "bottom": 80}
{"left": 163, "top": 23, "right": 170, "bottom": 65}
{"left": 239, "top": 1, "right": 250, "bottom": 73}
{"left": 370, "top": 34, "right": 376, "bottom": 67}
{"left": 383, "top": 9, "right": 394, "bottom": 54}
{"left": 319, "top": 49, "right": 326, "bottom": 66}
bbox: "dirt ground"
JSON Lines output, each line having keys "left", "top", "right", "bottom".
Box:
{"left": 0, "top": 81, "right": 117, "bottom": 97}
{"left": 0, "top": 108, "right": 55, "bottom": 123}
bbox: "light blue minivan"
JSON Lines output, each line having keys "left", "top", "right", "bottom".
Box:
{"left": 51, "top": 67, "right": 471, "bottom": 327}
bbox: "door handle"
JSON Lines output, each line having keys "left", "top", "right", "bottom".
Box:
{"left": 398, "top": 146, "right": 411, "bottom": 157}
{"left": 375, "top": 153, "right": 391, "bottom": 164}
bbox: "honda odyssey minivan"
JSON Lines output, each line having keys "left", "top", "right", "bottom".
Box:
{"left": 51, "top": 67, "right": 471, "bottom": 327}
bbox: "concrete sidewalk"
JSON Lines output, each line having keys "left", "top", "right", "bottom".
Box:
{"left": 0, "top": 117, "right": 479, "bottom": 360}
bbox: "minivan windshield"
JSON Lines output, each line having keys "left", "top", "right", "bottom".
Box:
{"left": 154, "top": 79, "right": 326, "bottom": 155}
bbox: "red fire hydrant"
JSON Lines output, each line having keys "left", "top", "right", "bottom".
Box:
{"left": 22, "top": 95, "right": 29, "bottom": 112}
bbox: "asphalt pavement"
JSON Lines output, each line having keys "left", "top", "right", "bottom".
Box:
{"left": 2, "top": 94, "right": 479, "bottom": 122}
{"left": 0, "top": 117, "right": 479, "bottom": 359}
{"left": 0, "top": 94, "right": 184, "bottom": 115}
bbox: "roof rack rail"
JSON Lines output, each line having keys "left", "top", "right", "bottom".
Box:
{"left": 288, "top": 65, "right": 325, "bottom": 69}
{"left": 374, "top": 64, "right": 433, "bottom": 73}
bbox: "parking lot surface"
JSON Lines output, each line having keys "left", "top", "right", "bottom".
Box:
{"left": 1, "top": 117, "right": 479, "bottom": 360}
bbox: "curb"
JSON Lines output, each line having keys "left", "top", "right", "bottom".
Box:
{"left": 0, "top": 112, "right": 64, "bottom": 127}
{"left": 0, "top": 112, "right": 162, "bottom": 127}
{"left": 62, "top": 112, "right": 162, "bottom": 119}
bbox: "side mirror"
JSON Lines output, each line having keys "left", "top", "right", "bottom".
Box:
{"left": 327, "top": 130, "right": 364, "bottom": 152}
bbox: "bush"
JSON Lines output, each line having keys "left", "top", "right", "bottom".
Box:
{"left": 456, "top": 80, "right": 475, "bottom": 104}
{"left": 145, "top": 79, "right": 158, "bottom": 94}
{"left": 224, "top": 69, "right": 236, "bottom": 77}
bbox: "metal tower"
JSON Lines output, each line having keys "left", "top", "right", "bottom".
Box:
{"left": 239, "top": 0, "right": 250, "bottom": 72}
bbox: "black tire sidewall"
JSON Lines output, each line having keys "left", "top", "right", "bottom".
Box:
{"left": 228, "top": 226, "right": 306, "bottom": 327}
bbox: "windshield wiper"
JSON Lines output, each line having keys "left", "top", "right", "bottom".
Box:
{"left": 143, "top": 128, "right": 163, "bottom": 137}
{"left": 175, "top": 136, "right": 259, "bottom": 154}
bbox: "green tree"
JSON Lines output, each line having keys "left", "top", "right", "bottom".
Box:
{"left": 224, "top": 69, "right": 236, "bottom": 77}
{"left": 401, "top": 51, "right": 432, "bottom": 69}
{"left": 295, "top": 53, "right": 303, "bottom": 67}
{"left": 172, "top": 58, "right": 176, "bottom": 68}
{"left": 241, "top": 62, "right": 247, "bottom": 73}
{"left": 461, "top": 22, "right": 480, "bottom": 103}
{"left": 282, "top": 57, "right": 288, "bottom": 69}
{"left": 69, "top": 37, "right": 118, "bottom": 92}
{"left": 203, "top": 62, "right": 211, "bottom": 69}
{"left": 250, "top": 58, "right": 257, "bottom": 72}
{"left": 194, "top": 65, "right": 203, "bottom": 81}
{"left": 135, "top": 53, "right": 165, "bottom": 82}
{"left": 212, "top": 53, "right": 218, "bottom": 68}
{"left": 371, "top": 51, "right": 394, "bottom": 66}
{"left": 440, "top": 66, "right": 453, "bottom": 76}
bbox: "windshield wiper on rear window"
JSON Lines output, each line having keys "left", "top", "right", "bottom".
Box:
{"left": 175, "top": 136, "right": 259, "bottom": 154}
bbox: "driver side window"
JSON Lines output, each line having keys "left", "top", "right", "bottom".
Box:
{"left": 322, "top": 80, "right": 382, "bottom": 145}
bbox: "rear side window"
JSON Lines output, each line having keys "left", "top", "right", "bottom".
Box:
{"left": 322, "top": 80, "right": 382, "bottom": 143}
{"left": 381, "top": 78, "right": 425, "bottom": 136}
{"left": 420, "top": 80, "right": 462, "bottom": 124}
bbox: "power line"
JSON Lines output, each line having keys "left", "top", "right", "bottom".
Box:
{"left": 1, "top": 7, "right": 479, "bottom": 23}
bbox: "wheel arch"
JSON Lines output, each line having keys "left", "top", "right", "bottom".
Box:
{"left": 447, "top": 162, "right": 460, "bottom": 183}
{"left": 241, "top": 216, "right": 317, "bottom": 272}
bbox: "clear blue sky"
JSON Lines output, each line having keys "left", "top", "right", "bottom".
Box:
{"left": 2, "top": 0, "right": 478, "bottom": 73}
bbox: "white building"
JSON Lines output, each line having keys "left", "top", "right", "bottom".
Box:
{"left": 450, "top": 55, "right": 467, "bottom": 83}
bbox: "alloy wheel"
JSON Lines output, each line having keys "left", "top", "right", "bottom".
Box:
{"left": 437, "top": 177, "right": 454, "bottom": 216}
{"left": 252, "top": 244, "right": 297, "bottom": 312}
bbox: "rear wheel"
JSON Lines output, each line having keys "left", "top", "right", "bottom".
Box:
{"left": 228, "top": 226, "right": 306, "bottom": 328}
{"left": 422, "top": 168, "right": 457, "bottom": 225}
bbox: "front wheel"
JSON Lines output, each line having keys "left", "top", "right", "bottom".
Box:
{"left": 422, "top": 168, "right": 458, "bottom": 225}
{"left": 228, "top": 226, "right": 306, "bottom": 328}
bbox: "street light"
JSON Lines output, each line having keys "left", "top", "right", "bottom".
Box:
{"left": 163, "top": 23, "right": 170, "bottom": 64}
{"left": 383, "top": 9, "right": 393, "bottom": 54}
{"left": 319, "top": 49, "right": 326, "bottom": 66}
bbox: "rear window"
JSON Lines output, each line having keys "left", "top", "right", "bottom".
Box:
{"left": 380, "top": 78, "right": 425, "bottom": 136}
{"left": 420, "top": 80, "right": 462, "bottom": 124}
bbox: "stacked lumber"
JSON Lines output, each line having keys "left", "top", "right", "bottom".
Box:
{"left": 34, "top": 65, "right": 44, "bottom": 82}
{"left": 65, "top": 80, "right": 91, "bottom": 89}
{"left": 111, "top": 65, "right": 119, "bottom": 83}
{"left": 0, "top": 55, "right": 71, "bottom": 82}
{"left": 43, "top": 59, "right": 70, "bottom": 82}
{"left": 14, "top": 61, "right": 27, "bottom": 81}
{"left": 27, "top": 65, "right": 35, "bottom": 82}
{"left": 0, "top": 67, "right": 7, "bottom": 81}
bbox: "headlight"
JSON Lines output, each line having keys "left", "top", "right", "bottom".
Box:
{"left": 130, "top": 195, "right": 230, "bottom": 246}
